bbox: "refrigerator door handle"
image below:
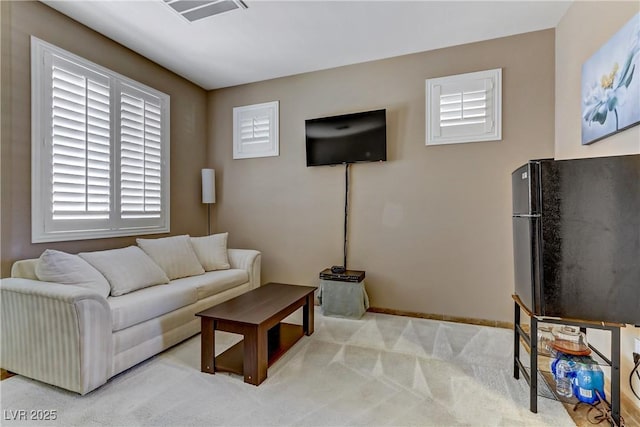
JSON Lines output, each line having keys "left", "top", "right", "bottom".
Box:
{"left": 513, "top": 214, "right": 541, "bottom": 218}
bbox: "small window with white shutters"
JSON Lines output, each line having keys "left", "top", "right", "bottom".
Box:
{"left": 233, "top": 101, "right": 279, "bottom": 159}
{"left": 426, "top": 69, "right": 502, "bottom": 145}
{"left": 31, "top": 37, "right": 170, "bottom": 243}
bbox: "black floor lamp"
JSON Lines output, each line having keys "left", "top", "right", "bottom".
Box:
{"left": 201, "top": 168, "right": 216, "bottom": 235}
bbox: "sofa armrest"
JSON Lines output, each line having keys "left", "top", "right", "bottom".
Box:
{"left": 0, "top": 278, "right": 112, "bottom": 394}
{"left": 227, "top": 249, "right": 261, "bottom": 289}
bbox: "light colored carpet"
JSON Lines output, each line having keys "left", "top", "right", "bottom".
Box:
{"left": 0, "top": 308, "right": 574, "bottom": 426}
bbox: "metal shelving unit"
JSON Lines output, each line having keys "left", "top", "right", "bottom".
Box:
{"left": 512, "top": 294, "right": 623, "bottom": 426}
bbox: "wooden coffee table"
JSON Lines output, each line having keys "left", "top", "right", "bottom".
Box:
{"left": 196, "top": 282, "right": 316, "bottom": 385}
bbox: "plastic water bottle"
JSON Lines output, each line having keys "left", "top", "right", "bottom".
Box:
{"left": 573, "top": 363, "right": 605, "bottom": 404}
{"left": 555, "top": 359, "right": 574, "bottom": 398}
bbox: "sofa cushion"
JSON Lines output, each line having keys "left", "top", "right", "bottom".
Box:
{"left": 35, "top": 249, "right": 111, "bottom": 298}
{"left": 79, "top": 246, "right": 169, "bottom": 297}
{"left": 137, "top": 235, "right": 205, "bottom": 280}
{"left": 11, "top": 259, "right": 39, "bottom": 280}
{"left": 190, "top": 233, "right": 231, "bottom": 271}
{"left": 108, "top": 284, "right": 198, "bottom": 332}
{"left": 171, "top": 269, "right": 249, "bottom": 300}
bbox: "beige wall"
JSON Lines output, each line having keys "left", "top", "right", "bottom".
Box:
{"left": 0, "top": 1, "right": 209, "bottom": 276}
{"left": 555, "top": 1, "right": 640, "bottom": 406}
{"left": 208, "top": 30, "right": 556, "bottom": 323}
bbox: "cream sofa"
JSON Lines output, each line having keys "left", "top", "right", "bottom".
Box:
{"left": 0, "top": 236, "right": 261, "bottom": 395}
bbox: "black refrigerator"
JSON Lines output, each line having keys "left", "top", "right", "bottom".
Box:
{"left": 512, "top": 154, "right": 640, "bottom": 325}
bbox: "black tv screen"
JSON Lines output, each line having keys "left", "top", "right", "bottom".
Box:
{"left": 305, "top": 109, "right": 387, "bottom": 167}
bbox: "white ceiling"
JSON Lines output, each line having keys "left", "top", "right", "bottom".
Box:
{"left": 42, "top": 1, "right": 572, "bottom": 90}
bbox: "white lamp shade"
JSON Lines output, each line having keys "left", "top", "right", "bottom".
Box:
{"left": 201, "top": 168, "right": 216, "bottom": 204}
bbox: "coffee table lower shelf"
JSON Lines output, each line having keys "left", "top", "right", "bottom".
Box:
{"left": 215, "top": 323, "right": 304, "bottom": 376}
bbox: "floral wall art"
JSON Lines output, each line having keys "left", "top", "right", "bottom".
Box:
{"left": 581, "top": 12, "right": 640, "bottom": 145}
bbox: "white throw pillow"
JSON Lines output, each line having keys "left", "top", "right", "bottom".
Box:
{"left": 136, "top": 235, "right": 205, "bottom": 280}
{"left": 79, "top": 246, "right": 169, "bottom": 297}
{"left": 35, "top": 249, "right": 111, "bottom": 298}
{"left": 190, "top": 233, "right": 231, "bottom": 271}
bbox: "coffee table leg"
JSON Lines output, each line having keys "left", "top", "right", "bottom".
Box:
{"left": 242, "top": 327, "right": 269, "bottom": 385}
{"left": 244, "top": 326, "right": 267, "bottom": 385}
{"left": 201, "top": 317, "right": 215, "bottom": 374}
{"left": 303, "top": 294, "right": 314, "bottom": 335}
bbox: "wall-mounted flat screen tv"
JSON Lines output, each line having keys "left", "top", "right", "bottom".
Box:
{"left": 305, "top": 109, "right": 387, "bottom": 167}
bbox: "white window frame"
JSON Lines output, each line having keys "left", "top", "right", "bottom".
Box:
{"left": 426, "top": 68, "right": 502, "bottom": 146}
{"left": 31, "top": 37, "right": 170, "bottom": 243}
{"left": 233, "top": 101, "right": 279, "bottom": 159}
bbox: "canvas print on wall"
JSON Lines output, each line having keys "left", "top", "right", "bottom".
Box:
{"left": 581, "top": 12, "right": 640, "bottom": 145}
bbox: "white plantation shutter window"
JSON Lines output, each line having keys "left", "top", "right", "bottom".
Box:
{"left": 50, "top": 58, "right": 111, "bottom": 224}
{"left": 233, "top": 101, "right": 279, "bottom": 159}
{"left": 426, "top": 69, "right": 502, "bottom": 145}
{"left": 119, "top": 86, "right": 164, "bottom": 221}
{"left": 32, "top": 37, "right": 170, "bottom": 243}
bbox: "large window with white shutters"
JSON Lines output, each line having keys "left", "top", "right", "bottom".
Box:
{"left": 31, "top": 37, "right": 170, "bottom": 243}
{"left": 426, "top": 69, "right": 502, "bottom": 145}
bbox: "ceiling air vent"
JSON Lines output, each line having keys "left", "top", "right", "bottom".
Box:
{"left": 164, "top": 0, "right": 248, "bottom": 22}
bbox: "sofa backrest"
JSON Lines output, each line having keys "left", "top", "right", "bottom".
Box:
{"left": 11, "top": 259, "right": 38, "bottom": 280}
